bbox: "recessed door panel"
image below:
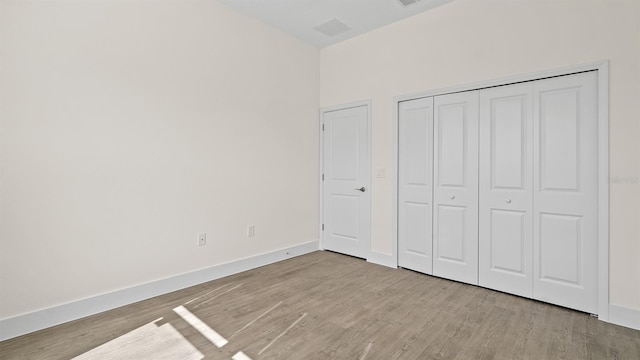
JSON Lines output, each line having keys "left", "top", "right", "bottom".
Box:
{"left": 438, "top": 106, "right": 466, "bottom": 187}
{"left": 330, "top": 116, "right": 360, "bottom": 181}
{"left": 398, "top": 97, "right": 433, "bottom": 274}
{"left": 479, "top": 84, "right": 533, "bottom": 298}
{"left": 405, "top": 108, "right": 430, "bottom": 186}
{"left": 322, "top": 104, "right": 370, "bottom": 259}
{"left": 436, "top": 205, "right": 466, "bottom": 263}
{"left": 533, "top": 72, "right": 598, "bottom": 314}
{"left": 492, "top": 98, "right": 525, "bottom": 189}
{"left": 433, "top": 91, "right": 478, "bottom": 285}
{"left": 489, "top": 209, "right": 526, "bottom": 275}
{"left": 404, "top": 202, "right": 430, "bottom": 256}
{"left": 540, "top": 89, "right": 580, "bottom": 191}
{"left": 331, "top": 195, "right": 359, "bottom": 240}
{"left": 538, "top": 213, "right": 582, "bottom": 285}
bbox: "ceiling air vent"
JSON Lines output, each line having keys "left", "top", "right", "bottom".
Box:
{"left": 398, "top": 0, "right": 421, "bottom": 7}
{"left": 313, "top": 18, "right": 351, "bottom": 37}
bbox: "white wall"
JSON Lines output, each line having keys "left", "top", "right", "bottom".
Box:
{"left": 0, "top": 0, "right": 319, "bottom": 319}
{"left": 320, "top": 0, "right": 640, "bottom": 310}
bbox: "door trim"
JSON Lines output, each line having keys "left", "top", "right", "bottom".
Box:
{"left": 319, "top": 99, "right": 372, "bottom": 260}
{"left": 392, "top": 60, "right": 609, "bottom": 320}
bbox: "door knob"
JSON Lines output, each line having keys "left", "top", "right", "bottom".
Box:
{"left": 450, "top": 195, "right": 455, "bottom": 200}
{"left": 355, "top": 187, "right": 366, "bottom": 192}
{"left": 505, "top": 198, "right": 512, "bottom": 203}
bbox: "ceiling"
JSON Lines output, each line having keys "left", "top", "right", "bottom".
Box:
{"left": 217, "top": 0, "right": 454, "bottom": 48}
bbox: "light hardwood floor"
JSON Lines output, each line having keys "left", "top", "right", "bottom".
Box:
{"left": 1, "top": 250, "right": 639, "bottom": 359}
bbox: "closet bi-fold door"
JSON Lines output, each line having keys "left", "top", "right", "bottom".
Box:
{"left": 433, "top": 91, "right": 479, "bottom": 285}
{"left": 533, "top": 71, "right": 598, "bottom": 314}
{"left": 398, "top": 97, "right": 434, "bottom": 274}
{"left": 479, "top": 83, "right": 534, "bottom": 298}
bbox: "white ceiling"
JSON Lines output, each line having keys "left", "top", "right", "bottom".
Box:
{"left": 217, "top": 0, "right": 454, "bottom": 48}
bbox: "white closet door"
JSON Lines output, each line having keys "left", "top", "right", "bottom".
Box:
{"left": 398, "top": 97, "right": 434, "bottom": 274}
{"left": 479, "top": 83, "right": 534, "bottom": 297}
{"left": 533, "top": 71, "right": 598, "bottom": 314}
{"left": 433, "top": 91, "right": 479, "bottom": 285}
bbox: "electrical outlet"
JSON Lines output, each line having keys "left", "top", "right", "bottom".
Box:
{"left": 197, "top": 233, "right": 206, "bottom": 246}
{"left": 247, "top": 224, "right": 255, "bottom": 237}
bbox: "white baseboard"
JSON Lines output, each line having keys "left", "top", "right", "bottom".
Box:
{"left": 607, "top": 304, "right": 640, "bottom": 331}
{"left": 0, "top": 240, "right": 319, "bottom": 342}
{"left": 367, "top": 251, "right": 397, "bottom": 269}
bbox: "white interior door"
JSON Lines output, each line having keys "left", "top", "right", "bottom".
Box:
{"left": 433, "top": 91, "right": 479, "bottom": 285}
{"left": 398, "top": 97, "right": 434, "bottom": 274}
{"left": 479, "top": 83, "right": 534, "bottom": 297}
{"left": 533, "top": 72, "right": 599, "bottom": 314}
{"left": 322, "top": 103, "right": 371, "bottom": 259}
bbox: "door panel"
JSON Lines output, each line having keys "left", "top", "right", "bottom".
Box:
{"left": 331, "top": 195, "right": 359, "bottom": 240}
{"left": 330, "top": 117, "right": 360, "bottom": 180}
{"left": 404, "top": 202, "right": 430, "bottom": 256}
{"left": 479, "top": 84, "right": 533, "bottom": 297}
{"left": 323, "top": 104, "right": 370, "bottom": 258}
{"left": 538, "top": 213, "right": 582, "bottom": 284}
{"left": 492, "top": 98, "right": 526, "bottom": 188}
{"left": 438, "top": 106, "right": 466, "bottom": 186}
{"left": 489, "top": 210, "right": 526, "bottom": 273}
{"left": 433, "top": 91, "right": 479, "bottom": 285}
{"left": 539, "top": 91, "right": 579, "bottom": 191}
{"left": 436, "top": 205, "right": 466, "bottom": 262}
{"left": 398, "top": 97, "right": 433, "bottom": 274}
{"left": 533, "top": 72, "right": 598, "bottom": 314}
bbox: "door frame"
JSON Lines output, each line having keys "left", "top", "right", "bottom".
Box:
{"left": 319, "top": 99, "right": 372, "bottom": 260}
{"left": 392, "top": 60, "right": 609, "bottom": 320}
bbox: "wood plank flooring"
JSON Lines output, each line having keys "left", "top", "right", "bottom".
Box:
{"left": 1, "top": 250, "right": 639, "bottom": 359}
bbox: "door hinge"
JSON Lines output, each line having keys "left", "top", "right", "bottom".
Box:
{"left": 322, "top": 174, "right": 324, "bottom": 181}
{"left": 322, "top": 124, "right": 325, "bottom": 131}
{"left": 322, "top": 224, "right": 325, "bottom": 231}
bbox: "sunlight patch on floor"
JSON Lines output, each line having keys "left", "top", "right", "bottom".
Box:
{"left": 72, "top": 318, "right": 203, "bottom": 360}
